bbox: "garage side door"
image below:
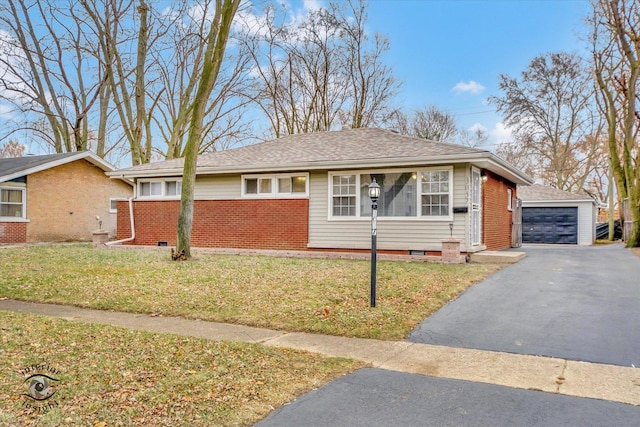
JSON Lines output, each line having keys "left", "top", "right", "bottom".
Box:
{"left": 522, "top": 207, "right": 578, "bottom": 244}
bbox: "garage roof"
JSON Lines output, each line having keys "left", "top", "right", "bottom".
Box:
{"left": 519, "top": 184, "right": 595, "bottom": 204}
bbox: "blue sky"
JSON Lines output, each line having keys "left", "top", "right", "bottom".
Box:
{"left": 361, "top": 0, "right": 592, "bottom": 147}
{"left": 0, "top": 0, "right": 592, "bottom": 157}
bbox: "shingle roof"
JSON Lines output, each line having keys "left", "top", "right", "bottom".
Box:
{"left": 0, "top": 152, "right": 79, "bottom": 179}
{"left": 114, "top": 128, "right": 491, "bottom": 171}
{"left": 519, "top": 184, "right": 595, "bottom": 202}
{"left": 0, "top": 151, "right": 122, "bottom": 183}
{"left": 109, "top": 128, "right": 533, "bottom": 184}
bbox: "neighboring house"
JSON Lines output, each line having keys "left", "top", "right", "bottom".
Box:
{"left": 108, "top": 128, "right": 533, "bottom": 254}
{"left": 519, "top": 184, "right": 597, "bottom": 246}
{"left": 0, "top": 152, "right": 133, "bottom": 244}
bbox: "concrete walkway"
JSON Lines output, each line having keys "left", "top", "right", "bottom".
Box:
{"left": 1, "top": 299, "right": 638, "bottom": 407}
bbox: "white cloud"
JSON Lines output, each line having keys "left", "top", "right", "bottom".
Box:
{"left": 452, "top": 80, "right": 485, "bottom": 95}
{"left": 468, "top": 123, "right": 487, "bottom": 133}
{"left": 303, "top": 0, "right": 323, "bottom": 12}
{"left": 491, "top": 122, "right": 513, "bottom": 145}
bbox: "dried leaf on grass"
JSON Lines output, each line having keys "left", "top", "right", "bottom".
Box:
{"left": 0, "top": 311, "right": 362, "bottom": 426}
{"left": 0, "top": 245, "right": 501, "bottom": 340}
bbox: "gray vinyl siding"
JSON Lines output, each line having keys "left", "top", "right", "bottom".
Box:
{"left": 194, "top": 175, "right": 241, "bottom": 200}
{"left": 308, "top": 165, "right": 471, "bottom": 252}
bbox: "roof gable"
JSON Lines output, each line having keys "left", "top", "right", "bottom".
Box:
{"left": 0, "top": 151, "right": 121, "bottom": 183}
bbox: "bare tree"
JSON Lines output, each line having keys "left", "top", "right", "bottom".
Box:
{"left": 0, "top": 139, "right": 26, "bottom": 157}
{"left": 0, "top": 0, "right": 105, "bottom": 155}
{"left": 240, "top": 3, "right": 345, "bottom": 137}
{"left": 458, "top": 126, "right": 489, "bottom": 148}
{"left": 80, "top": 0, "right": 167, "bottom": 165}
{"left": 176, "top": 0, "right": 241, "bottom": 260}
{"left": 339, "top": 0, "right": 400, "bottom": 129}
{"left": 385, "top": 105, "right": 486, "bottom": 147}
{"left": 241, "top": 0, "right": 399, "bottom": 137}
{"left": 411, "top": 105, "right": 459, "bottom": 142}
{"left": 591, "top": 0, "right": 640, "bottom": 247}
{"left": 489, "top": 52, "right": 604, "bottom": 193}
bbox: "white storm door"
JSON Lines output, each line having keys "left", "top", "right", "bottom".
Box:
{"left": 471, "top": 168, "right": 481, "bottom": 246}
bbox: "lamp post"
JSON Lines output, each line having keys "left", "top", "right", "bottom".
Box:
{"left": 368, "top": 178, "right": 381, "bottom": 308}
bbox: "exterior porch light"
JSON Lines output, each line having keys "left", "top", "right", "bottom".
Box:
{"left": 480, "top": 169, "right": 488, "bottom": 182}
{"left": 368, "top": 178, "right": 380, "bottom": 308}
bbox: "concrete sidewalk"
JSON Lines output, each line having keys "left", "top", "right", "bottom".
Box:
{"left": 1, "top": 299, "right": 638, "bottom": 407}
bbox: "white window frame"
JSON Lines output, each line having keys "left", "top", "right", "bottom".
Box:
{"left": 137, "top": 178, "right": 182, "bottom": 200}
{"left": 241, "top": 173, "right": 309, "bottom": 198}
{"left": 109, "top": 197, "right": 127, "bottom": 213}
{"left": 329, "top": 173, "right": 359, "bottom": 218}
{"left": 419, "top": 166, "right": 454, "bottom": 220}
{"left": 0, "top": 186, "right": 27, "bottom": 221}
{"left": 328, "top": 167, "right": 453, "bottom": 221}
{"left": 507, "top": 188, "right": 513, "bottom": 211}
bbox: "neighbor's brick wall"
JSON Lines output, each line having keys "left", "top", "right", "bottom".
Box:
{"left": 482, "top": 171, "right": 517, "bottom": 250}
{"left": 0, "top": 221, "right": 27, "bottom": 244}
{"left": 118, "top": 199, "right": 309, "bottom": 250}
{"left": 27, "top": 160, "right": 132, "bottom": 242}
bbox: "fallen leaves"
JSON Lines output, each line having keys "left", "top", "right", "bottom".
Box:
{"left": 0, "top": 311, "right": 363, "bottom": 425}
{"left": 0, "top": 244, "right": 500, "bottom": 340}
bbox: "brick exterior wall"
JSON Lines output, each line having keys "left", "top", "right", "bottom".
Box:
{"left": 0, "top": 221, "right": 27, "bottom": 244}
{"left": 118, "top": 199, "right": 309, "bottom": 250}
{"left": 482, "top": 171, "right": 517, "bottom": 250}
{"left": 26, "top": 160, "right": 132, "bottom": 242}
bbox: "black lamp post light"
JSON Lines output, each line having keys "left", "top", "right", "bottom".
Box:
{"left": 368, "top": 178, "right": 381, "bottom": 308}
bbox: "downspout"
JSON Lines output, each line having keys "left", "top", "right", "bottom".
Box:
{"left": 105, "top": 197, "right": 135, "bottom": 246}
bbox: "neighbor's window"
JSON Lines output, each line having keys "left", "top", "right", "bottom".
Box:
{"left": 0, "top": 187, "right": 25, "bottom": 218}
{"left": 420, "top": 170, "right": 451, "bottom": 217}
{"left": 507, "top": 188, "right": 513, "bottom": 211}
{"left": 110, "top": 198, "right": 127, "bottom": 213}
{"left": 331, "top": 175, "right": 357, "bottom": 216}
{"left": 138, "top": 179, "right": 181, "bottom": 198}
{"left": 243, "top": 174, "right": 308, "bottom": 197}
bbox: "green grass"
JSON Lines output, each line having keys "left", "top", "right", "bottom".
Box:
{"left": 0, "top": 311, "right": 363, "bottom": 426}
{"left": 0, "top": 244, "right": 501, "bottom": 340}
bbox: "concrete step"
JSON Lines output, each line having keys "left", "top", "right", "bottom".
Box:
{"left": 470, "top": 251, "right": 526, "bottom": 264}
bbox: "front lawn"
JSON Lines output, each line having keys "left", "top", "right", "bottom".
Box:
{"left": 0, "top": 311, "right": 362, "bottom": 426}
{"left": 0, "top": 245, "right": 500, "bottom": 340}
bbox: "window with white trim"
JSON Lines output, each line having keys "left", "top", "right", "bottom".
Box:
{"left": 420, "top": 170, "right": 451, "bottom": 217}
{"left": 329, "top": 168, "right": 452, "bottom": 219}
{"left": 242, "top": 174, "right": 308, "bottom": 197}
{"left": 332, "top": 174, "right": 357, "bottom": 216}
{"left": 138, "top": 179, "right": 182, "bottom": 198}
{"left": 110, "top": 198, "right": 127, "bottom": 213}
{"left": 507, "top": 188, "right": 513, "bottom": 211}
{"left": 0, "top": 187, "right": 26, "bottom": 219}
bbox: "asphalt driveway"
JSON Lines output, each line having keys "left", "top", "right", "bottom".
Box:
{"left": 408, "top": 244, "right": 640, "bottom": 367}
{"left": 257, "top": 368, "right": 640, "bottom": 427}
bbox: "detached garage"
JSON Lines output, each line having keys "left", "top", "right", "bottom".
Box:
{"left": 519, "top": 184, "right": 597, "bottom": 246}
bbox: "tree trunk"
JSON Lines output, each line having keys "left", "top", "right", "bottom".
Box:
{"left": 175, "top": 0, "right": 240, "bottom": 259}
